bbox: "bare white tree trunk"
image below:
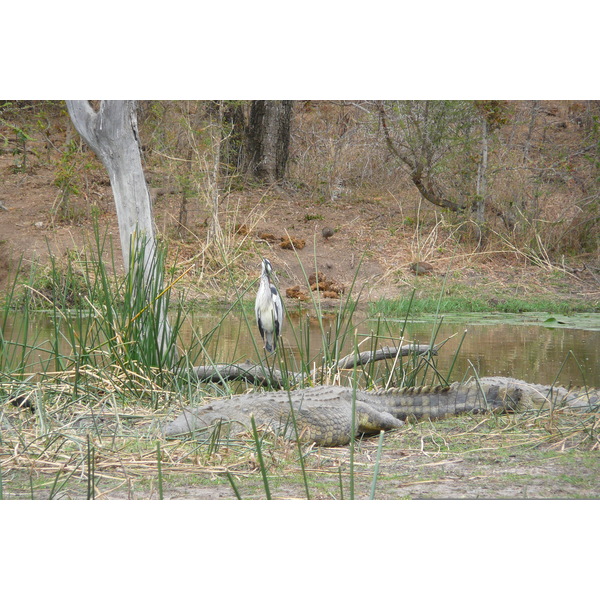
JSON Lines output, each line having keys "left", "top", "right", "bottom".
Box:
{"left": 66, "top": 101, "right": 154, "bottom": 266}
{"left": 66, "top": 100, "right": 176, "bottom": 365}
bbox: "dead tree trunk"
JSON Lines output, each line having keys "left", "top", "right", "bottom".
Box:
{"left": 206, "top": 100, "right": 225, "bottom": 246}
{"left": 66, "top": 100, "right": 176, "bottom": 366}
{"left": 245, "top": 100, "right": 292, "bottom": 182}
{"left": 475, "top": 117, "right": 488, "bottom": 232}
{"left": 66, "top": 101, "right": 154, "bottom": 265}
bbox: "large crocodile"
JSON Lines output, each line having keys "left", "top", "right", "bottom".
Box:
{"left": 163, "top": 377, "right": 600, "bottom": 446}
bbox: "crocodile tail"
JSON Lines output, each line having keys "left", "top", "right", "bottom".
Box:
{"left": 379, "top": 384, "right": 450, "bottom": 396}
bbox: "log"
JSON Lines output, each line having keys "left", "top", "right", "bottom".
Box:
{"left": 184, "top": 344, "right": 435, "bottom": 387}
{"left": 334, "top": 344, "right": 435, "bottom": 369}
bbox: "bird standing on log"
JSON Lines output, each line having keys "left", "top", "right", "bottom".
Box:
{"left": 255, "top": 258, "right": 284, "bottom": 353}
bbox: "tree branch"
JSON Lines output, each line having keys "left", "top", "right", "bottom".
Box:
{"left": 66, "top": 101, "right": 99, "bottom": 149}
{"left": 378, "top": 102, "right": 466, "bottom": 212}
{"left": 333, "top": 344, "right": 434, "bottom": 369}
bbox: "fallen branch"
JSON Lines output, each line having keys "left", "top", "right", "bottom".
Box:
{"left": 186, "top": 361, "right": 282, "bottom": 387}
{"left": 184, "top": 344, "right": 435, "bottom": 387}
{"left": 334, "top": 344, "right": 435, "bottom": 370}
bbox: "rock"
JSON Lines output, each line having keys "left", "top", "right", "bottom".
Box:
{"left": 410, "top": 262, "right": 433, "bottom": 275}
{"left": 322, "top": 226, "right": 335, "bottom": 242}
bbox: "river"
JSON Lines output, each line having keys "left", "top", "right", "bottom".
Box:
{"left": 2, "top": 310, "right": 599, "bottom": 388}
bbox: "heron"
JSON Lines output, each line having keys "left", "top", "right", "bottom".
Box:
{"left": 255, "top": 258, "right": 284, "bottom": 353}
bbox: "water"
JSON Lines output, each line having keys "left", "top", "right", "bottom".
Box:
{"left": 394, "top": 318, "right": 600, "bottom": 387}
{"left": 3, "top": 311, "right": 600, "bottom": 388}
{"left": 180, "top": 311, "right": 600, "bottom": 388}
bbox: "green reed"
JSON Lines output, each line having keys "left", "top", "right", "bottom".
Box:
{"left": 1, "top": 223, "right": 211, "bottom": 402}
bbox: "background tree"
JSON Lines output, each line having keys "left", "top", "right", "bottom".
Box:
{"left": 205, "top": 100, "right": 225, "bottom": 246}
{"left": 472, "top": 101, "right": 509, "bottom": 238}
{"left": 245, "top": 100, "right": 293, "bottom": 182}
{"left": 378, "top": 100, "right": 479, "bottom": 213}
{"left": 378, "top": 101, "right": 472, "bottom": 211}
{"left": 377, "top": 100, "right": 516, "bottom": 244}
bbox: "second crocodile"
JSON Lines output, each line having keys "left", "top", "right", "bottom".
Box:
{"left": 163, "top": 377, "right": 600, "bottom": 446}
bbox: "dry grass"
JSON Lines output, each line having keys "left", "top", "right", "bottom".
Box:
{"left": 2, "top": 373, "right": 598, "bottom": 500}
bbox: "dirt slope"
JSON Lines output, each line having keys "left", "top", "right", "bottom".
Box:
{"left": 1, "top": 107, "right": 598, "bottom": 307}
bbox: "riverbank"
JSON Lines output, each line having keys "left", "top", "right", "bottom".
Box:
{"left": 3, "top": 251, "right": 599, "bottom": 317}
{"left": 146, "top": 253, "right": 600, "bottom": 316}
{"left": 1, "top": 103, "right": 599, "bottom": 315}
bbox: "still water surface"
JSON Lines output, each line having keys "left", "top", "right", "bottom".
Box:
{"left": 181, "top": 311, "right": 600, "bottom": 388}
{"left": 3, "top": 311, "right": 600, "bottom": 388}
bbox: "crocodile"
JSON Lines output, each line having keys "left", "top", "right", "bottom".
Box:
{"left": 163, "top": 377, "right": 600, "bottom": 446}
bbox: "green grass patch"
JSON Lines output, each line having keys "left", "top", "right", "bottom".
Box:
{"left": 369, "top": 295, "right": 599, "bottom": 317}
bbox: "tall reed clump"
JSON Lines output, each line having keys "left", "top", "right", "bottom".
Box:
{"left": 1, "top": 224, "right": 207, "bottom": 405}
{"left": 89, "top": 229, "right": 184, "bottom": 383}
